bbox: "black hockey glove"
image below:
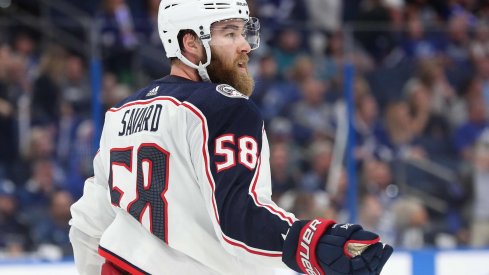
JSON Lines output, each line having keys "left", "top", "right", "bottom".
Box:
{"left": 282, "top": 219, "right": 393, "bottom": 275}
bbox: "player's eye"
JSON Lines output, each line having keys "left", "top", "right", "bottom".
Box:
{"left": 226, "top": 32, "right": 237, "bottom": 38}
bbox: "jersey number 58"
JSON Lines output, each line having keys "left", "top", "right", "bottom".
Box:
{"left": 109, "top": 144, "right": 169, "bottom": 243}
{"left": 215, "top": 134, "right": 258, "bottom": 172}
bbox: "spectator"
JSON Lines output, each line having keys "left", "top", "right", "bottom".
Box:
{"left": 3, "top": 53, "right": 31, "bottom": 174}
{"left": 374, "top": 100, "right": 425, "bottom": 161}
{"left": 270, "top": 29, "right": 306, "bottom": 78}
{"left": 288, "top": 191, "right": 334, "bottom": 221}
{"left": 100, "top": 72, "right": 132, "bottom": 112}
{"left": 18, "top": 158, "right": 64, "bottom": 227}
{"left": 269, "top": 141, "right": 300, "bottom": 202}
{"left": 137, "top": 0, "right": 171, "bottom": 80}
{"left": 31, "top": 44, "right": 66, "bottom": 125}
{"left": 316, "top": 30, "right": 346, "bottom": 83}
{"left": 59, "top": 53, "right": 91, "bottom": 116}
{"left": 65, "top": 119, "right": 94, "bottom": 200}
{"left": 359, "top": 194, "right": 384, "bottom": 230}
{"left": 306, "top": 0, "right": 341, "bottom": 32}
{"left": 314, "top": 30, "right": 374, "bottom": 90}
{"left": 8, "top": 46, "right": 33, "bottom": 97}
{"left": 254, "top": 0, "right": 309, "bottom": 37}
{"left": 416, "top": 58, "right": 457, "bottom": 118}
{"left": 468, "top": 130, "right": 489, "bottom": 247}
{"left": 56, "top": 101, "right": 84, "bottom": 176}
{"left": 0, "top": 179, "right": 33, "bottom": 257}
{"left": 354, "top": 91, "right": 381, "bottom": 162}
{"left": 0, "top": 45, "right": 17, "bottom": 179}
{"left": 287, "top": 55, "right": 317, "bottom": 88}
{"left": 98, "top": 0, "right": 139, "bottom": 83}
{"left": 298, "top": 140, "right": 333, "bottom": 192}
{"left": 8, "top": 126, "right": 57, "bottom": 186}
{"left": 353, "top": 0, "right": 396, "bottom": 64}
{"left": 382, "top": 0, "right": 405, "bottom": 30}
{"left": 5, "top": 52, "right": 33, "bottom": 171}
{"left": 290, "top": 77, "right": 335, "bottom": 144}
{"left": 257, "top": 56, "right": 302, "bottom": 122}
{"left": 444, "top": 12, "right": 474, "bottom": 89}
{"left": 476, "top": 56, "right": 489, "bottom": 107}
{"left": 11, "top": 31, "right": 39, "bottom": 83}
{"left": 392, "top": 197, "right": 429, "bottom": 248}
{"left": 450, "top": 76, "right": 484, "bottom": 127}
{"left": 453, "top": 95, "right": 489, "bottom": 161}
{"left": 404, "top": 78, "right": 454, "bottom": 161}
{"left": 267, "top": 118, "right": 304, "bottom": 209}
{"left": 401, "top": 14, "right": 440, "bottom": 59}
{"left": 251, "top": 54, "right": 282, "bottom": 110}
{"left": 359, "top": 194, "right": 396, "bottom": 245}
{"left": 32, "top": 190, "right": 73, "bottom": 259}
{"left": 470, "top": 22, "right": 489, "bottom": 60}
{"left": 360, "top": 159, "right": 399, "bottom": 209}
{"left": 404, "top": 0, "right": 449, "bottom": 24}
{"left": 23, "top": 126, "right": 56, "bottom": 161}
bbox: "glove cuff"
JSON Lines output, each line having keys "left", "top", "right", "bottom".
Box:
{"left": 282, "top": 219, "right": 336, "bottom": 275}
{"left": 296, "top": 219, "right": 336, "bottom": 275}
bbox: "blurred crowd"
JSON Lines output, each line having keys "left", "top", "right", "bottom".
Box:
{"left": 1, "top": 0, "right": 489, "bottom": 260}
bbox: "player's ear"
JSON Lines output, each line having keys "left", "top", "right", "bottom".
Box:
{"left": 181, "top": 32, "right": 203, "bottom": 60}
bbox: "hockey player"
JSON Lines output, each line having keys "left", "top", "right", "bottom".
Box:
{"left": 69, "top": 0, "right": 393, "bottom": 274}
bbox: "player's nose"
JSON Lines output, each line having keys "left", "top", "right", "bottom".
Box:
{"left": 238, "top": 36, "right": 251, "bottom": 54}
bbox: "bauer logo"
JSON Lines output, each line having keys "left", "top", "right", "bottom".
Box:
{"left": 299, "top": 219, "right": 322, "bottom": 275}
{"left": 236, "top": 1, "right": 247, "bottom": 6}
{"left": 216, "top": 84, "right": 248, "bottom": 99}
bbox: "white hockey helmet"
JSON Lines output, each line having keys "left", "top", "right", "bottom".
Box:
{"left": 158, "top": 0, "right": 260, "bottom": 82}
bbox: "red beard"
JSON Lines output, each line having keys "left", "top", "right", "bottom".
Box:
{"left": 206, "top": 49, "right": 254, "bottom": 96}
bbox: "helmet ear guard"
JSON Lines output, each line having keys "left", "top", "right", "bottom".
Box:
{"left": 158, "top": 0, "right": 260, "bottom": 82}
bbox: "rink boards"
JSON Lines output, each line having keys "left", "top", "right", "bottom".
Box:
{"left": 0, "top": 249, "right": 488, "bottom": 275}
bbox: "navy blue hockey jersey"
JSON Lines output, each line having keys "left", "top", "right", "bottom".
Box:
{"left": 70, "top": 76, "right": 297, "bottom": 274}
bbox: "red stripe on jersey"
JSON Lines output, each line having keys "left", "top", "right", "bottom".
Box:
{"left": 107, "top": 97, "right": 181, "bottom": 112}
{"left": 98, "top": 246, "right": 147, "bottom": 275}
{"left": 222, "top": 234, "right": 282, "bottom": 257}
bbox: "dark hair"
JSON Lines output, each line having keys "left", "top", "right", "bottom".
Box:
{"left": 170, "top": 29, "right": 197, "bottom": 63}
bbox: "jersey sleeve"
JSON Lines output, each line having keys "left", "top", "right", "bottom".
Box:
{"left": 185, "top": 96, "right": 296, "bottom": 267}
{"left": 69, "top": 120, "right": 116, "bottom": 274}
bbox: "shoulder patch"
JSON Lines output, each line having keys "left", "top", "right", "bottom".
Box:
{"left": 215, "top": 84, "right": 249, "bottom": 99}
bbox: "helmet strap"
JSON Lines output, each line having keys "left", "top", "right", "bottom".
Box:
{"left": 175, "top": 38, "right": 213, "bottom": 83}
{"left": 197, "top": 62, "right": 211, "bottom": 83}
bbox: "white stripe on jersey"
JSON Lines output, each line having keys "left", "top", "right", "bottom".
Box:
{"left": 248, "top": 156, "right": 295, "bottom": 226}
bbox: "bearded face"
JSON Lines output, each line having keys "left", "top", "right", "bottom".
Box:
{"left": 206, "top": 47, "right": 254, "bottom": 96}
